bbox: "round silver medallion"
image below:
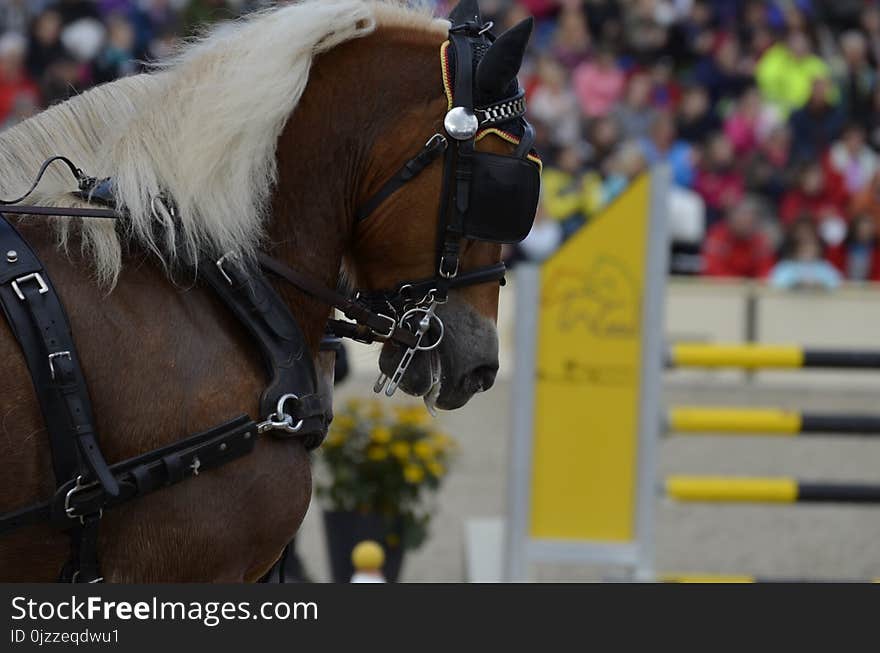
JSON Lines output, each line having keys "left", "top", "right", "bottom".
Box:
{"left": 444, "top": 107, "right": 478, "bottom": 140}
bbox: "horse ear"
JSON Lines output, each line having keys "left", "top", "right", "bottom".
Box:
{"left": 475, "top": 17, "right": 533, "bottom": 98}
{"left": 448, "top": 0, "right": 482, "bottom": 25}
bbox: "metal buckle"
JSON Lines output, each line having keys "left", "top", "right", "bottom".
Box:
{"left": 257, "top": 393, "right": 304, "bottom": 434}
{"left": 48, "top": 351, "right": 71, "bottom": 380}
{"left": 70, "top": 571, "right": 104, "bottom": 584}
{"left": 11, "top": 272, "right": 48, "bottom": 301}
{"left": 216, "top": 252, "right": 239, "bottom": 285}
{"left": 64, "top": 475, "right": 102, "bottom": 525}
{"left": 439, "top": 256, "right": 459, "bottom": 279}
{"left": 425, "top": 133, "right": 448, "bottom": 150}
{"left": 372, "top": 313, "right": 397, "bottom": 340}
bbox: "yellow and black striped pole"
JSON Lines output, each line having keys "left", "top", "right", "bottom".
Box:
{"left": 664, "top": 475, "right": 880, "bottom": 504}
{"left": 659, "top": 574, "right": 880, "bottom": 583}
{"left": 668, "top": 343, "right": 880, "bottom": 370}
{"left": 667, "top": 407, "right": 880, "bottom": 435}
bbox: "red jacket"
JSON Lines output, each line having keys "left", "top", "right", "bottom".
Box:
{"left": 702, "top": 222, "right": 775, "bottom": 278}
{"left": 827, "top": 242, "right": 880, "bottom": 281}
{"left": 0, "top": 76, "right": 39, "bottom": 125}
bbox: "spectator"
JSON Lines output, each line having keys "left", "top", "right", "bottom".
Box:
{"left": 769, "top": 218, "right": 842, "bottom": 289}
{"left": 0, "top": 32, "right": 39, "bottom": 128}
{"left": 615, "top": 72, "right": 656, "bottom": 140}
{"left": 827, "top": 123, "right": 879, "bottom": 196}
{"left": 745, "top": 123, "right": 792, "bottom": 203}
{"left": 695, "top": 132, "right": 745, "bottom": 225}
{"left": 584, "top": 115, "right": 620, "bottom": 171}
{"left": 756, "top": 30, "right": 830, "bottom": 116}
{"left": 693, "top": 32, "right": 752, "bottom": 107}
{"left": 602, "top": 140, "right": 647, "bottom": 205}
{"left": 702, "top": 198, "right": 774, "bottom": 278}
{"left": 528, "top": 55, "right": 581, "bottom": 147}
{"left": 550, "top": 4, "right": 591, "bottom": 70}
{"left": 724, "top": 86, "right": 780, "bottom": 158}
{"left": 848, "top": 171, "right": 880, "bottom": 228}
{"left": 676, "top": 85, "right": 719, "bottom": 144}
{"left": 827, "top": 214, "right": 880, "bottom": 281}
{"left": 93, "top": 14, "right": 138, "bottom": 84}
{"left": 836, "top": 30, "right": 876, "bottom": 124}
{"left": 779, "top": 163, "right": 847, "bottom": 238}
{"left": 26, "top": 10, "right": 65, "bottom": 80}
{"left": 572, "top": 47, "right": 624, "bottom": 118}
{"left": 541, "top": 144, "right": 596, "bottom": 222}
{"left": 788, "top": 77, "right": 845, "bottom": 165}
{"left": 639, "top": 111, "right": 695, "bottom": 188}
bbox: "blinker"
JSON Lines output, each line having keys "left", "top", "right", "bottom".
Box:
{"left": 444, "top": 107, "right": 479, "bottom": 140}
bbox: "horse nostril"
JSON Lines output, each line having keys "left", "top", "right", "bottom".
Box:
{"left": 465, "top": 364, "right": 498, "bottom": 394}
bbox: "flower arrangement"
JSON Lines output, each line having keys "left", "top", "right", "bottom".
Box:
{"left": 316, "top": 399, "right": 458, "bottom": 550}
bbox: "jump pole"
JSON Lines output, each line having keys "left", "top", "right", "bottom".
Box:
{"left": 667, "top": 407, "right": 880, "bottom": 435}
{"left": 665, "top": 475, "right": 880, "bottom": 504}
{"left": 668, "top": 343, "right": 880, "bottom": 370}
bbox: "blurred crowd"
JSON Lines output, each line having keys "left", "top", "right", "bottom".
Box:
{"left": 0, "top": 0, "right": 265, "bottom": 129}
{"left": 2, "top": 1, "right": 880, "bottom": 287}
{"left": 483, "top": 0, "right": 880, "bottom": 288}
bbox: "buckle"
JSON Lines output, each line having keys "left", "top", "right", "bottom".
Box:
{"left": 439, "top": 256, "right": 459, "bottom": 279}
{"left": 11, "top": 272, "right": 48, "bottom": 301}
{"left": 70, "top": 571, "right": 104, "bottom": 584}
{"left": 216, "top": 252, "right": 240, "bottom": 285}
{"left": 48, "top": 351, "right": 71, "bottom": 380}
{"left": 372, "top": 313, "right": 397, "bottom": 340}
{"left": 257, "top": 393, "right": 304, "bottom": 434}
{"left": 64, "top": 475, "right": 102, "bottom": 525}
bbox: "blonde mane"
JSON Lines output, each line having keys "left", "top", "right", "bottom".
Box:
{"left": 0, "top": 0, "right": 447, "bottom": 285}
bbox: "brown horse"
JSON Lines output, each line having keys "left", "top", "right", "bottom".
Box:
{"left": 0, "top": 0, "right": 533, "bottom": 581}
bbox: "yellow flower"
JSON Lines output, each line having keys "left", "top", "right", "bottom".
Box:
{"left": 370, "top": 426, "right": 392, "bottom": 444}
{"left": 413, "top": 441, "right": 434, "bottom": 460}
{"left": 367, "top": 446, "right": 388, "bottom": 462}
{"left": 403, "top": 464, "right": 425, "bottom": 484}
{"left": 427, "top": 460, "right": 445, "bottom": 478}
{"left": 333, "top": 415, "right": 356, "bottom": 431}
{"left": 390, "top": 441, "right": 411, "bottom": 461}
{"left": 395, "top": 405, "right": 430, "bottom": 426}
{"left": 345, "top": 398, "right": 364, "bottom": 413}
{"left": 431, "top": 433, "right": 456, "bottom": 452}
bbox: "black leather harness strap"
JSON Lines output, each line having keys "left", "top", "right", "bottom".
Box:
{"left": 0, "top": 216, "right": 117, "bottom": 498}
{"left": 257, "top": 252, "right": 420, "bottom": 349}
{"left": 0, "top": 416, "right": 257, "bottom": 537}
{"left": 200, "top": 255, "right": 328, "bottom": 449}
{"left": 355, "top": 134, "right": 448, "bottom": 222}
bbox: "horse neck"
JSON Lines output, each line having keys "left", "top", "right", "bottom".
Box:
{"left": 266, "top": 27, "right": 443, "bottom": 352}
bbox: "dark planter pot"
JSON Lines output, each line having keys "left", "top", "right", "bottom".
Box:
{"left": 322, "top": 510, "right": 405, "bottom": 583}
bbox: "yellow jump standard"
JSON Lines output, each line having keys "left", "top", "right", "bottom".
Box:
{"left": 668, "top": 343, "right": 880, "bottom": 370}
{"left": 665, "top": 476, "right": 880, "bottom": 504}
{"left": 668, "top": 407, "right": 880, "bottom": 435}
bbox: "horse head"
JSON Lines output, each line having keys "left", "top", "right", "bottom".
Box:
{"left": 346, "top": 0, "right": 539, "bottom": 410}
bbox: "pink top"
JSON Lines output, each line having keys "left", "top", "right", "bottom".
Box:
{"left": 572, "top": 61, "right": 625, "bottom": 118}
{"left": 723, "top": 113, "right": 758, "bottom": 157}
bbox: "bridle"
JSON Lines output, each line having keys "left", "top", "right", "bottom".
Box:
{"left": 344, "top": 19, "right": 541, "bottom": 395}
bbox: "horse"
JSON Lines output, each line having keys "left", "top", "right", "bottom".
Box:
{"left": 0, "top": 0, "right": 537, "bottom": 581}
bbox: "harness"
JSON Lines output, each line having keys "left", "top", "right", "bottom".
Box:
{"left": 0, "top": 18, "right": 539, "bottom": 582}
